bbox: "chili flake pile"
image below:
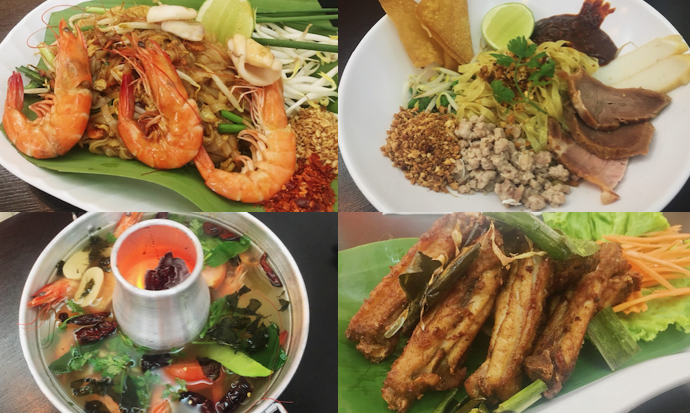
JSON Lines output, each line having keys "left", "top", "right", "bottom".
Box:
{"left": 260, "top": 154, "right": 336, "bottom": 212}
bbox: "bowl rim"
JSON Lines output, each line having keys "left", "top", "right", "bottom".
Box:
{"left": 18, "top": 212, "right": 310, "bottom": 413}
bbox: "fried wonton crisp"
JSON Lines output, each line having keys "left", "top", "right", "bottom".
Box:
{"left": 379, "top": 0, "right": 444, "bottom": 68}
{"left": 416, "top": 0, "right": 474, "bottom": 65}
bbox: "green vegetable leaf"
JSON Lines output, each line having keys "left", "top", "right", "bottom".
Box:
{"left": 491, "top": 80, "right": 515, "bottom": 105}
{"left": 199, "top": 344, "right": 272, "bottom": 377}
{"left": 163, "top": 378, "right": 187, "bottom": 401}
{"left": 66, "top": 299, "right": 86, "bottom": 315}
{"left": 250, "top": 323, "right": 287, "bottom": 370}
{"left": 131, "top": 370, "right": 160, "bottom": 409}
{"left": 205, "top": 236, "right": 251, "bottom": 267}
{"left": 490, "top": 53, "right": 515, "bottom": 67}
{"left": 528, "top": 59, "right": 556, "bottom": 85}
{"left": 189, "top": 219, "right": 204, "bottom": 238}
{"left": 507, "top": 36, "right": 537, "bottom": 60}
{"left": 619, "top": 277, "right": 690, "bottom": 342}
{"left": 106, "top": 232, "right": 117, "bottom": 244}
{"left": 542, "top": 212, "right": 670, "bottom": 241}
{"left": 89, "top": 354, "right": 134, "bottom": 378}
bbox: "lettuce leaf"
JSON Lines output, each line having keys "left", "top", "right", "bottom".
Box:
{"left": 618, "top": 278, "right": 690, "bottom": 342}
{"left": 542, "top": 212, "right": 669, "bottom": 241}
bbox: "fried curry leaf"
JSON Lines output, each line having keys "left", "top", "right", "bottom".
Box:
{"left": 398, "top": 252, "right": 443, "bottom": 303}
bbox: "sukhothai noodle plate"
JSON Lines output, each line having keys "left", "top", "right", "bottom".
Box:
{"left": 339, "top": 0, "right": 690, "bottom": 213}
{"left": 0, "top": 0, "right": 338, "bottom": 212}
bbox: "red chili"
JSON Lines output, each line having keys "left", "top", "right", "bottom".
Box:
{"left": 75, "top": 321, "right": 118, "bottom": 344}
{"left": 260, "top": 253, "right": 282, "bottom": 287}
{"left": 203, "top": 222, "right": 241, "bottom": 241}
{"left": 279, "top": 330, "right": 288, "bottom": 346}
{"left": 66, "top": 312, "right": 110, "bottom": 326}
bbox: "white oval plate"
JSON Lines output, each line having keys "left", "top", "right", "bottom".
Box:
{"left": 339, "top": 0, "right": 690, "bottom": 213}
{"left": 0, "top": 0, "right": 206, "bottom": 210}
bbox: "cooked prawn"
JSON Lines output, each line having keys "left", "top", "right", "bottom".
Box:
{"left": 113, "top": 212, "right": 144, "bottom": 238}
{"left": 3, "top": 20, "right": 91, "bottom": 158}
{"left": 193, "top": 80, "right": 296, "bottom": 203}
{"left": 117, "top": 38, "right": 203, "bottom": 169}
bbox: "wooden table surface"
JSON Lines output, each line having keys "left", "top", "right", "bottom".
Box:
{"left": 0, "top": 0, "right": 336, "bottom": 212}
{"left": 338, "top": 0, "right": 690, "bottom": 212}
{"left": 0, "top": 212, "right": 337, "bottom": 412}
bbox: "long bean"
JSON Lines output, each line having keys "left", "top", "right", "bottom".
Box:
{"left": 219, "top": 110, "right": 246, "bottom": 125}
{"left": 218, "top": 124, "right": 247, "bottom": 134}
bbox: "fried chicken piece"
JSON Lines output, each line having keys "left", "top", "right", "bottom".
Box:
{"left": 381, "top": 227, "right": 505, "bottom": 412}
{"left": 464, "top": 249, "right": 602, "bottom": 403}
{"left": 524, "top": 242, "right": 633, "bottom": 398}
{"left": 346, "top": 213, "right": 488, "bottom": 363}
{"left": 465, "top": 255, "right": 554, "bottom": 402}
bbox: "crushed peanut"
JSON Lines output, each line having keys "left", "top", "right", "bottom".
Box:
{"left": 289, "top": 107, "right": 339, "bottom": 175}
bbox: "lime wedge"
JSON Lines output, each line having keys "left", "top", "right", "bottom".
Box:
{"left": 482, "top": 3, "right": 535, "bottom": 50}
{"left": 196, "top": 0, "right": 255, "bottom": 44}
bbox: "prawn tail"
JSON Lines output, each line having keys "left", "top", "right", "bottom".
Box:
{"left": 119, "top": 73, "right": 135, "bottom": 120}
{"left": 193, "top": 147, "right": 216, "bottom": 182}
{"left": 6, "top": 72, "right": 24, "bottom": 111}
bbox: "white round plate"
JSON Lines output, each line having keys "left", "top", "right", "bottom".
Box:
{"left": 340, "top": 0, "right": 690, "bottom": 213}
{"left": 0, "top": 0, "right": 205, "bottom": 210}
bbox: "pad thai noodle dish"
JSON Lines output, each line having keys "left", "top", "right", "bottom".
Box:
{"left": 376, "top": 0, "right": 689, "bottom": 210}
{"left": 342, "top": 212, "right": 690, "bottom": 413}
{"left": 25, "top": 212, "right": 293, "bottom": 413}
{"left": 3, "top": 1, "right": 338, "bottom": 211}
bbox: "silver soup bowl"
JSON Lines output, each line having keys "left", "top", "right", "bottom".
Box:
{"left": 18, "top": 212, "right": 308, "bottom": 413}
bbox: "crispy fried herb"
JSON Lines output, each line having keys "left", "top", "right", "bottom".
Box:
{"left": 278, "top": 298, "right": 290, "bottom": 312}
{"left": 85, "top": 236, "right": 110, "bottom": 265}
{"left": 200, "top": 288, "right": 272, "bottom": 353}
{"left": 56, "top": 260, "right": 66, "bottom": 277}
{"left": 71, "top": 377, "right": 113, "bottom": 397}
{"left": 197, "top": 357, "right": 222, "bottom": 381}
{"left": 489, "top": 36, "right": 556, "bottom": 114}
{"left": 141, "top": 353, "right": 172, "bottom": 372}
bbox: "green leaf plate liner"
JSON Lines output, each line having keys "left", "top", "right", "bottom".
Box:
{"left": 338, "top": 239, "right": 690, "bottom": 413}
{"left": 1, "top": 0, "right": 338, "bottom": 212}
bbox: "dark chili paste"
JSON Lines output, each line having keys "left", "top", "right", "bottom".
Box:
{"left": 531, "top": 0, "right": 617, "bottom": 66}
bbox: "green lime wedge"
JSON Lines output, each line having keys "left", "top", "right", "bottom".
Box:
{"left": 196, "top": 0, "right": 255, "bottom": 44}
{"left": 482, "top": 2, "right": 535, "bottom": 50}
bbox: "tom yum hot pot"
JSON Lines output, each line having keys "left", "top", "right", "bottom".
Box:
{"left": 18, "top": 212, "right": 308, "bottom": 413}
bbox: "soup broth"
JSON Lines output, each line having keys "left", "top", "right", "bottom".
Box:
{"left": 31, "top": 213, "right": 292, "bottom": 413}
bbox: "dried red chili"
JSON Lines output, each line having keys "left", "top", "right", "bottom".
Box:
{"left": 260, "top": 253, "right": 282, "bottom": 287}
{"left": 75, "top": 321, "right": 118, "bottom": 344}
{"left": 203, "top": 222, "right": 241, "bottom": 241}
{"left": 260, "top": 154, "right": 336, "bottom": 212}
{"left": 66, "top": 312, "right": 110, "bottom": 326}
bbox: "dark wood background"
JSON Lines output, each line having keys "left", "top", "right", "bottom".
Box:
{"left": 0, "top": 0, "right": 337, "bottom": 212}
{"left": 0, "top": 212, "right": 337, "bottom": 412}
{"left": 338, "top": 0, "right": 690, "bottom": 212}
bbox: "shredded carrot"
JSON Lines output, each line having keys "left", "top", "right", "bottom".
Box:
{"left": 602, "top": 226, "right": 690, "bottom": 313}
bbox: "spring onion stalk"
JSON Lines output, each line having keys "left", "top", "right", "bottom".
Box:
{"left": 78, "top": 25, "right": 94, "bottom": 31}
{"left": 16, "top": 66, "right": 43, "bottom": 82}
{"left": 587, "top": 306, "right": 641, "bottom": 371}
{"left": 256, "top": 15, "right": 337, "bottom": 23}
{"left": 257, "top": 8, "right": 338, "bottom": 14}
{"left": 83, "top": 6, "right": 108, "bottom": 14}
{"left": 219, "top": 110, "right": 247, "bottom": 125}
{"left": 252, "top": 37, "right": 337, "bottom": 53}
{"left": 494, "top": 380, "right": 547, "bottom": 413}
{"left": 218, "top": 124, "right": 247, "bottom": 134}
{"left": 454, "top": 399, "right": 485, "bottom": 413}
{"left": 484, "top": 212, "right": 599, "bottom": 261}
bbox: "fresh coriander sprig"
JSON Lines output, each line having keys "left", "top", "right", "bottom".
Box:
{"left": 490, "top": 36, "right": 556, "bottom": 114}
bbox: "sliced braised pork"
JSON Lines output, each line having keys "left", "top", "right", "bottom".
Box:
{"left": 564, "top": 107, "right": 654, "bottom": 159}
{"left": 564, "top": 68, "right": 671, "bottom": 130}
{"left": 547, "top": 118, "right": 627, "bottom": 205}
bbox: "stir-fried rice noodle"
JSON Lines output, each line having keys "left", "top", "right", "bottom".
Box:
{"left": 62, "top": 5, "right": 253, "bottom": 171}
